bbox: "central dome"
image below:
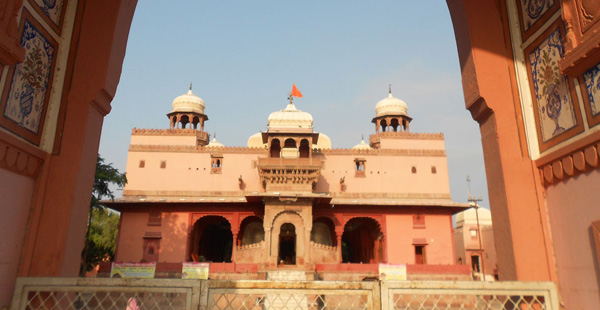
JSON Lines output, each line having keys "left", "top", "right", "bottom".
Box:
{"left": 375, "top": 93, "right": 408, "bottom": 117}
{"left": 170, "top": 88, "right": 205, "bottom": 114}
{"left": 267, "top": 103, "right": 313, "bottom": 131}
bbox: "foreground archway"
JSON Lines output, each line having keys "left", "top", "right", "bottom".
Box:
{"left": 190, "top": 216, "right": 233, "bottom": 262}
{"left": 341, "top": 217, "right": 383, "bottom": 264}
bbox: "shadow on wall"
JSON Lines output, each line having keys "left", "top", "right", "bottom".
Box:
{"left": 157, "top": 213, "right": 189, "bottom": 262}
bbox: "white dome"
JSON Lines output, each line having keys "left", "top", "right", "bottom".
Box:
{"left": 375, "top": 93, "right": 408, "bottom": 117}
{"left": 170, "top": 88, "right": 205, "bottom": 114}
{"left": 206, "top": 137, "right": 224, "bottom": 148}
{"left": 247, "top": 132, "right": 266, "bottom": 148}
{"left": 267, "top": 103, "right": 313, "bottom": 131}
{"left": 316, "top": 133, "right": 332, "bottom": 149}
{"left": 455, "top": 207, "right": 492, "bottom": 229}
{"left": 352, "top": 139, "right": 372, "bottom": 150}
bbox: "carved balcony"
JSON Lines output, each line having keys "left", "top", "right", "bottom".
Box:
{"left": 256, "top": 157, "right": 323, "bottom": 192}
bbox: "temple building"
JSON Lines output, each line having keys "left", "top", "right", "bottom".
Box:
{"left": 106, "top": 86, "right": 470, "bottom": 280}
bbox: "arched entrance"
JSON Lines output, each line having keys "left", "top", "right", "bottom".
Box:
{"left": 190, "top": 216, "right": 233, "bottom": 262}
{"left": 342, "top": 217, "right": 383, "bottom": 264}
{"left": 278, "top": 223, "right": 296, "bottom": 265}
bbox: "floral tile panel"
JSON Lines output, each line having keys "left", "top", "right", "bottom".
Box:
{"left": 520, "top": 0, "right": 556, "bottom": 32}
{"left": 32, "top": 0, "right": 65, "bottom": 27}
{"left": 582, "top": 62, "right": 600, "bottom": 126}
{"left": 3, "top": 18, "right": 56, "bottom": 135}
{"left": 528, "top": 26, "right": 579, "bottom": 144}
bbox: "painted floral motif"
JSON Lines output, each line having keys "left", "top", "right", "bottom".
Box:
{"left": 521, "top": 0, "right": 554, "bottom": 31}
{"left": 33, "top": 0, "right": 64, "bottom": 26}
{"left": 528, "top": 27, "right": 578, "bottom": 143}
{"left": 582, "top": 62, "right": 600, "bottom": 118}
{"left": 3, "top": 19, "right": 55, "bottom": 134}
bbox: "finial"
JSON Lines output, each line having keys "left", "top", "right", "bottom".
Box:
{"left": 189, "top": 82, "right": 192, "bottom": 91}
{"left": 388, "top": 84, "right": 392, "bottom": 94}
{"left": 361, "top": 134, "right": 364, "bottom": 141}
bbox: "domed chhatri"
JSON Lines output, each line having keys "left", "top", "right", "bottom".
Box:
{"left": 352, "top": 139, "right": 372, "bottom": 150}
{"left": 206, "top": 136, "right": 224, "bottom": 148}
{"left": 166, "top": 84, "right": 209, "bottom": 132}
{"left": 375, "top": 92, "right": 408, "bottom": 118}
{"left": 371, "top": 85, "right": 413, "bottom": 136}
{"left": 170, "top": 85, "right": 206, "bottom": 115}
{"left": 267, "top": 102, "right": 314, "bottom": 132}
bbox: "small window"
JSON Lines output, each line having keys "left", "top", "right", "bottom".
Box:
{"left": 470, "top": 229, "right": 478, "bottom": 238}
{"left": 411, "top": 166, "right": 417, "bottom": 174}
{"left": 431, "top": 166, "right": 436, "bottom": 174}
{"left": 211, "top": 155, "right": 223, "bottom": 174}
{"left": 139, "top": 160, "right": 145, "bottom": 168}
{"left": 354, "top": 158, "right": 366, "bottom": 177}
{"left": 413, "top": 214, "right": 425, "bottom": 228}
{"left": 160, "top": 161, "right": 166, "bottom": 169}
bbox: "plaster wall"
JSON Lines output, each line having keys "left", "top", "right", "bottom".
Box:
{"left": 125, "top": 147, "right": 451, "bottom": 198}
{"left": 0, "top": 168, "right": 34, "bottom": 307}
{"left": 385, "top": 213, "right": 454, "bottom": 265}
{"left": 545, "top": 170, "right": 600, "bottom": 310}
{"left": 124, "top": 151, "right": 264, "bottom": 193}
{"left": 130, "top": 135, "right": 197, "bottom": 146}
{"left": 379, "top": 138, "right": 445, "bottom": 150}
{"left": 317, "top": 154, "right": 450, "bottom": 195}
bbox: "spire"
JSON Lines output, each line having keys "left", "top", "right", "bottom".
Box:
{"left": 187, "top": 82, "right": 193, "bottom": 94}
{"left": 388, "top": 84, "right": 392, "bottom": 95}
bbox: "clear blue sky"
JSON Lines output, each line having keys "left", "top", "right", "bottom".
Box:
{"left": 99, "top": 1, "right": 490, "bottom": 206}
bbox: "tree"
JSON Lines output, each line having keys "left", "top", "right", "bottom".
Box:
{"left": 80, "top": 155, "right": 127, "bottom": 275}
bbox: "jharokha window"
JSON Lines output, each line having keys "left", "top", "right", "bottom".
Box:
{"left": 211, "top": 154, "right": 223, "bottom": 174}
{"left": 354, "top": 158, "right": 366, "bottom": 177}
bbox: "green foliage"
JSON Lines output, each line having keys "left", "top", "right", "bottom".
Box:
{"left": 81, "top": 155, "right": 127, "bottom": 274}
{"left": 83, "top": 207, "right": 120, "bottom": 272}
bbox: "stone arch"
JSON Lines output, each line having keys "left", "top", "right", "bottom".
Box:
{"left": 284, "top": 138, "right": 297, "bottom": 148}
{"left": 299, "top": 139, "right": 310, "bottom": 158}
{"left": 270, "top": 138, "right": 281, "bottom": 158}
{"left": 380, "top": 119, "right": 388, "bottom": 132}
{"left": 192, "top": 116, "right": 200, "bottom": 129}
{"left": 341, "top": 217, "right": 383, "bottom": 264}
{"left": 190, "top": 215, "right": 233, "bottom": 262}
{"left": 269, "top": 210, "right": 307, "bottom": 266}
{"left": 311, "top": 216, "right": 336, "bottom": 246}
{"left": 390, "top": 118, "right": 400, "bottom": 132}
{"left": 179, "top": 114, "right": 190, "bottom": 129}
{"left": 238, "top": 216, "right": 264, "bottom": 246}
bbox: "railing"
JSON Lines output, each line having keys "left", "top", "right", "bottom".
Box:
{"left": 257, "top": 157, "right": 322, "bottom": 167}
{"left": 11, "top": 277, "right": 559, "bottom": 310}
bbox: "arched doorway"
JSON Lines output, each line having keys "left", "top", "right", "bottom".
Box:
{"left": 341, "top": 217, "right": 383, "bottom": 263}
{"left": 270, "top": 139, "right": 281, "bottom": 158}
{"left": 190, "top": 216, "right": 233, "bottom": 262}
{"left": 278, "top": 223, "right": 296, "bottom": 265}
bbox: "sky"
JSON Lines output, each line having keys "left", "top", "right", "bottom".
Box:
{"left": 98, "top": 1, "right": 490, "bottom": 207}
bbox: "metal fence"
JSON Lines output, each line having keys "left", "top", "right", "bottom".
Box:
{"left": 11, "top": 277, "right": 559, "bottom": 310}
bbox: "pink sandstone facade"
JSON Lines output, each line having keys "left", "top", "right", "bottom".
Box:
{"left": 106, "top": 88, "right": 470, "bottom": 280}
{"left": 2, "top": 0, "right": 600, "bottom": 309}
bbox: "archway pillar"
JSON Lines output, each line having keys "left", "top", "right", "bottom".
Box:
{"left": 263, "top": 197, "right": 313, "bottom": 269}
{"left": 448, "top": 0, "right": 557, "bottom": 282}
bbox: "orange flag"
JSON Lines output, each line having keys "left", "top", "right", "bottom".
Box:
{"left": 291, "top": 84, "right": 303, "bottom": 98}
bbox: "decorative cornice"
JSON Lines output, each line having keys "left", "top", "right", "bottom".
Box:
{"left": 0, "top": 131, "right": 45, "bottom": 178}
{"left": 310, "top": 241, "right": 337, "bottom": 251}
{"left": 370, "top": 132, "right": 445, "bottom": 141}
{"left": 129, "top": 144, "right": 267, "bottom": 154}
{"left": 538, "top": 142, "right": 600, "bottom": 186}
{"left": 132, "top": 128, "right": 206, "bottom": 136}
